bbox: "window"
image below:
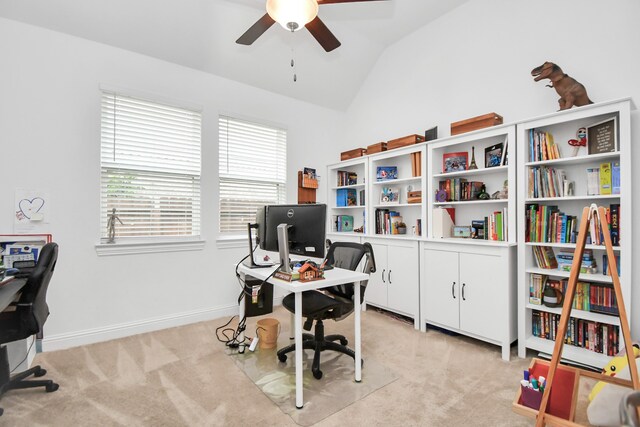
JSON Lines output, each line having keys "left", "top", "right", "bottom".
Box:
{"left": 219, "top": 115, "right": 287, "bottom": 234}
{"left": 100, "top": 91, "right": 202, "bottom": 241}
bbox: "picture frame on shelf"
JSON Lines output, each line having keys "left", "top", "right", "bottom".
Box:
{"left": 485, "top": 143, "right": 503, "bottom": 168}
{"left": 452, "top": 225, "right": 472, "bottom": 238}
{"left": 376, "top": 166, "right": 398, "bottom": 181}
{"left": 587, "top": 117, "right": 617, "bottom": 155}
{"left": 380, "top": 186, "right": 400, "bottom": 205}
{"left": 442, "top": 152, "right": 468, "bottom": 173}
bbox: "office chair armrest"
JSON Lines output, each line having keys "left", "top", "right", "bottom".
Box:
{"left": 16, "top": 302, "right": 33, "bottom": 307}
{"left": 363, "top": 243, "right": 376, "bottom": 274}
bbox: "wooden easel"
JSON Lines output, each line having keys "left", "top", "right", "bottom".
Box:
{"left": 534, "top": 205, "right": 640, "bottom": 426}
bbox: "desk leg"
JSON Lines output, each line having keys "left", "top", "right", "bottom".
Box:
{"left": 354, "top": 284, "right": 362, "bottom": 383}
{"left": 294, "top": 292, "right": 304, "bottom": 409}
{"left": 238, "top": 273, "right": 246, "bottom": 353}
{"left": 290, "top": 312, "right": 295, "bottom": 340}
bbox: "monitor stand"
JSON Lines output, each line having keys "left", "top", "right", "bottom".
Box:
{"left": 277, "top": 223, "right": 292, "bottom": 273}
{"left": 244, "top": 223, "right": 274, "bottom": 269}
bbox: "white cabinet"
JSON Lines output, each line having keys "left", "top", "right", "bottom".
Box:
{"left": 421, "top": 241, "right": 516, "bottom": 360}
{"left": 363, "top": 238, "right": 420, "bottom": 328}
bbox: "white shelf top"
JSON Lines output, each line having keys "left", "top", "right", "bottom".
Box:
{"left": 433, "top": 199, "right": 508, "bottom": 206}
{"left": 433, "top": 165, "right": 508, "bottom": 179}
{"left": 525, "top": 151, "right": 620, "bottom": 167}
{"left": 332, "top": 184, "right": 365, "bottom": 190}
{"left": 372, "top": 176, "right": 422, "bottom": 185}
{"left": 423, "top": 237, "right": 515, "bottom": 247}
{"left": 327, "top": 231, "right": 366, "bottom": 237}
{"left": 525, "top": 267, "right": 615, "bottom": 284}
{"left": 525, "top": 194, "right": 620, "bottom": 202}
{"left": 525, "top": 241, "right": 621, "bottom": 252}
{"left": 525, "top": 303, "right": 620, "bottom": 325}
{"left": 525, "top": 336, "right": 611, "bottom": 369}
{"left": 332, "top": 205, "right": 365, "bottom": 209}
{"left": 370, "top": 234, "right": 422, "bottom": 241}
{"left": 372, "top": 203, "right": 421, "bottom": 208}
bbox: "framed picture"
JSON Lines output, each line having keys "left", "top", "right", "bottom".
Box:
{"left": 442, "top": 152, "right": 468, "bottom": 173}
{"left": 452, "top": 225, "right": 472, "bottom": 238}
{"left": 587, "top": 117, "right": 617, "bottom": 154}
{"left": 380, "top": 186, "right": 400, "bottom": 204}
{"left": 376, "top": 166, "right": 398, "bottom": 181}
{"left": 484, "top": 143, "right": 503, "bottom": 168}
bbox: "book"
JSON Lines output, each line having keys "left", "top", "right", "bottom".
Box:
{"left": 610, "top": 203, "right": 620, "bottom": 246}
{"left": 599, "top": 162, "right": 612, "bottom": 195}
{"left": 586, "top": 168, "right": 600, "bottom": 196}
{"left": 336, "top": 188, "right": 357, "bottom": 207}
{"left": 337, "top": 215, "right": 354, "bottom": 232}
{"left": 611, "top": 161, "right": 621, "bottom": 194}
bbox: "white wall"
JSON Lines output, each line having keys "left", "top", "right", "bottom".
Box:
{"left": 0, "top": 18, "right": 345, "bottom": 349}
{"left": 343, "top": 0, "right": 640, "bottom": 336}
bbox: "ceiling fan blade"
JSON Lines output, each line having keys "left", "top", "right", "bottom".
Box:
{"left": 236, "top": 13, "right": 276, "bottom": 45}
{"left": 306, "top": 16, "right": 341, "bottom": 52}
{"left": 317, "top": 0, "right": 388, "bottom": 4}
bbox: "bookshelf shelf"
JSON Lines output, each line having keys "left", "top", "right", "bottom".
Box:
{"left": 432, "top": 165, "right": 508, "bottom": 179}
{"left": 372, "top": 203, "right": 421, "bottom": 208}
{"left": 372, "top": 176, "right": 422, "bottom": 186}
{"left": 525, "top": 303, "right": 620, "bottom": 325}
{"left": 331, "top": 184, "right": 365, "bottom": 190}
{"left": 433, "top": 199, "right": 508, "bottom": 207}
{"left": 333, "top": 205, "right": 366, "bottom": 210}
{"left": 517, "top": 98, "right": 632, "bottom": 368}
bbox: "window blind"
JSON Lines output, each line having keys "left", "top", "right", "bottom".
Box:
{"left": 219, "top": 115, "right": 287, "bottom": 233}
{"left": 100, "top": 91, "right": 202, "bottom": 240}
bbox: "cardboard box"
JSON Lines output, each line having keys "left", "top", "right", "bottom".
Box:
{"left": 451, "top": 112, "right": 503, "bottom": 136}
{"left": 367, "top": 142, "right": 387, "bottom": 154}
{"left": 387, "top": 134, "right": 425, "bottom": 150}
{"left": 340, "top": 148, "right": 367, "bottom": 161}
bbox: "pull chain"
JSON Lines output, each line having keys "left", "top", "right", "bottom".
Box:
{"left": 291, "top": 46, "right": 297, "bottom": 83}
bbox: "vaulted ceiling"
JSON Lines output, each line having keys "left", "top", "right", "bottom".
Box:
{"left": 0, "top": 0, "right": 468, "bottom": 110}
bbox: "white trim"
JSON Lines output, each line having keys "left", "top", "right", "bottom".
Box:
{"left": 99, "top": 83, "right": 203, "bottom": 112}
{"left": 216, "top": 235, "right": 247, "bottom": 249}
{"left": 95, "top": 239, "right": 205, "bottom": 256}
{"left": 42, "top": 296, "right": 284, "bottom": 352}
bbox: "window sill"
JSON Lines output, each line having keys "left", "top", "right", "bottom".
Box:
{"left": 95, "top": 239, "right": 206, "bottom": 256}
{"left": 216, "top": 235, "right": 247, "bottom": 249}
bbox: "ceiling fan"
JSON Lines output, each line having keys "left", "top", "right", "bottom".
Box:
{"left": 236, "top": 0, "right": 387, "bottom": 52}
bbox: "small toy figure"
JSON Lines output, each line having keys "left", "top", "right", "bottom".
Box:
{"left": 531, "top": 61, "right": 593, "bottom": 110}
{"left": 106, "top": 208, "right": 124, "bottom": 243}
{"left": 568, "top": 127, "right": 587, "bottom": 157}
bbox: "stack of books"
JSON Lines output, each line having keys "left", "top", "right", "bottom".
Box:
{"left": 555, "top": 249, "right": 597, "bottom": 274}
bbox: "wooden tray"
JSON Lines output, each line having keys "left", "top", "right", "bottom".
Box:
{"left": 367, "top": 142, "right": 387, "bottom": 154}
{"left": 451, "top": 112, "right": 503, "bottom": 135}
{"left": 387, "top": 134, "right": 425, "bottom": 150}
{"left": 341, "top": 148, "right": 367, "bottom": 161}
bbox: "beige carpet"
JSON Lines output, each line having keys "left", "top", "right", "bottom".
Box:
{"left": 0, "top": 306, "right": 599, "bottom": 426}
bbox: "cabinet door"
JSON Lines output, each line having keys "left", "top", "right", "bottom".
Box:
{"left": 387, "top": 244, "right": 419, "bottom": 316}
{"left": 459, "top": 252, "right": 503, "bottom": 342}
{"left": 364, "top": 243, "right": 388, "bottom": 307}
{"left": 423, "top": 249, "right": 459, "bottom": 329}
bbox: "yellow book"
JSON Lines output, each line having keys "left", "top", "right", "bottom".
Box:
{"left": 599, "top": 162, "right": 612, "bottom": 195}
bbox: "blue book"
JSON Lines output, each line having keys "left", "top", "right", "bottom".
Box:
{"left": 336, "top": 189, "right": 348, "bottom": 207}
{"left": 612, "top": 161, "right": 621, "bottom": 194}
{"left": 561, "top": 215, "right": 567, "bottom": 243}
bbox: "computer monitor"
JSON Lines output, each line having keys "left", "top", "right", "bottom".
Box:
{"left": 256, "top": 204, "right": 326, "bottom": 272}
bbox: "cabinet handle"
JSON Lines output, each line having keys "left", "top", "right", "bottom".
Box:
{"left": 462, "top": 283, "right": 466, "bottom": 301}
{"left": 388, "top": 270, "right": 392, "bottom": 284}
{"left": 382, "top": 269, "right": 386, "bottom": 283}
{"left": 452, "top": 282, "right": 456, "bottom": 299}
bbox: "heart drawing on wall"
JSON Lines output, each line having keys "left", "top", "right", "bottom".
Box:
{"left": 19, "top": 197, "right": 45, "bottom": 220}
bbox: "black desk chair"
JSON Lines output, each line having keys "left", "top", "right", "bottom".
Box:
{"left": 277, "top": 242, "right": 376, "bottom": 379}
{"left": 0, "top": 242, "right": 59, "bottom": 416}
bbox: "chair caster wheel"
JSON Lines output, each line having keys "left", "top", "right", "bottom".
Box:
{"left": 340, "top": 338, "right": 348, "bottom": 346}
{"left": 46, "top": 383, "right": 59, "bottom": 393}
{"left": 34, "top": 368, "right": 47, "bottom": 377}
{"left": 278, "top": 354, "right": 287, "bottom": 363}
{"left": 313, "top": 369, "right": 323, "bottom": 380}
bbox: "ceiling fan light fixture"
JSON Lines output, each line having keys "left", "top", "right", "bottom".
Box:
{"left": 266, "top": 0, "right": 319, "bottom": 32}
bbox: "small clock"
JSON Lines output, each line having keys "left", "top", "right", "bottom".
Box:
{"left": 435, "top": 189, "right": 447, "bottom": 203}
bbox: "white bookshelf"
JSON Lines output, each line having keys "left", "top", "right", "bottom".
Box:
{"left": 516, "top": 98, "right": 633, "bottom": 369}
{"left": 326, "top": 157, "right": 368, "bottom": 236}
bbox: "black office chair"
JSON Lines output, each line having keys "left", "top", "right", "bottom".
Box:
{"left": 0, "top": 242, "right": 59, "bottom": 416}
{"left": 277, "top": 242, "right": 376, "bottom": 379}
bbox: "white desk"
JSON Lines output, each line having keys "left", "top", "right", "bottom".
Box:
{"left": 237, "top": 263, "right": 369, "bottom": 409}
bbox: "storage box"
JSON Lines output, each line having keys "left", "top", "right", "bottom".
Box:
{"left": 367, "top": 142, "right": 387, "bottom": 154}
{"left": 512, "top": 358, "right": 579, "bottom": 423}
{"left": 387, "top": 134, "right": 425, "bottom": 150}
{"left": 451, "top": 112, "right": 503, "bottom": 136}
{"left": 341, "top": 148, "right": 367, "bottom": 161}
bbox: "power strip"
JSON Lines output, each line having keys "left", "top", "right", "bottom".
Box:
{"left": 249, "top": 337, "right": 259, "bottom": 352}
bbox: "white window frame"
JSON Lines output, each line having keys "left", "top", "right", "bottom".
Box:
{"left": 96, "top": 88, "right": 205, "bottom": 256}
{"left": 218, "top": 115, "right": 287, "bottom": 243}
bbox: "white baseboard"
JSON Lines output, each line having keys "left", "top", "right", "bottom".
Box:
{"left": 43, "top": 297, "right": 284, "bottom": 352}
